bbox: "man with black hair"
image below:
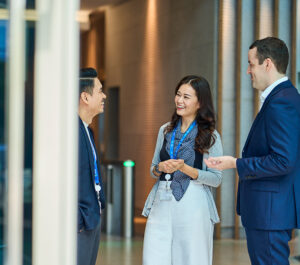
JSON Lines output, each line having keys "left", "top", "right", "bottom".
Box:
{"left": 205, "top": 37, "right": 300, "bottom": 264}
{"left": 77, "top": 67, "right": 106, "bottom": 265}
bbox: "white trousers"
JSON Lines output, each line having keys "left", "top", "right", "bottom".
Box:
{"left": 143, "top": 181, "right": 214, "bottom": 265}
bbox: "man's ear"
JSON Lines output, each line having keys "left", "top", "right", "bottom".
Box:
{"left": 265, "top": 58, "right": 273, "bottom": 71}
{"left": 80, "top": 92, "right": 89, "bottom": 104}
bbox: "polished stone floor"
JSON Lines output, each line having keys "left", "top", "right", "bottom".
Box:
{"left": 97, "top": 234, "right": 300, "bottom": 265}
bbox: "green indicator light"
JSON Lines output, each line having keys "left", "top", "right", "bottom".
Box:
{"left": 123, "top": 160, "right": 135, "bottom": 167}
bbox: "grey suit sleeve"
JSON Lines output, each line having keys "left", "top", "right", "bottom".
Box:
{"left": 150, "top": 123, "right": 169, "bottom": 179}
{"left": 194, "top": 130, "right": 223, "bottom": 187}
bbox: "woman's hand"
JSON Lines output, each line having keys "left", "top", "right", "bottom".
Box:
{"left": 173, "top": 159, "right": 184, "bottom": 171}
{"left": 177, "top": 160, "right": 198, "bottom": 179}
{"left": 161, "top": 160, "right": 198, "bottom": 180}
{"left": 159, "top": 159, "right": 185, "bottom": 173}
{"left": 159, "top": 159, "right": 181, "bottom": 173}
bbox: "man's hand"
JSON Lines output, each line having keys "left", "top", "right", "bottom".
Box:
{"left": 204, "top": 156, "right": 237, "bottom": 170}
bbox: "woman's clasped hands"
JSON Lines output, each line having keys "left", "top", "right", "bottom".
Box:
{"left": 159, "top": 159, "right": 184, "bottom": 174}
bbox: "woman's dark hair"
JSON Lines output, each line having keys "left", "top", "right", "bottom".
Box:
{"left": 165, "top": 75, "right": 216, "bottom": 154}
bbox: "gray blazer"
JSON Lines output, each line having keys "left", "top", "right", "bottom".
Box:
{"left": 142, "top": 123, "right": 223, "bottom": 224}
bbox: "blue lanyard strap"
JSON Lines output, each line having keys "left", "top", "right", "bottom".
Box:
{"left": 90, "top": 136, "right": 100, "bottom": 185}
{"left": 170, "top": 120, "right": 196, "bottom": 159}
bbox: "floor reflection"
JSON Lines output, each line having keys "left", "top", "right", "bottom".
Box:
{"left": 98, "top": 234, "right": 300, "bottom": 265}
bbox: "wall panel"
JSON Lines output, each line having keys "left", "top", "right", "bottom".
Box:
{"left": 105, "top": 0, "right": 218, "bottom": 213}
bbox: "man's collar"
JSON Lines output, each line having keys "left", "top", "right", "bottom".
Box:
{"left": 82, "top": 120, "right": 89, "bottom": 129}
{"left": 260, "top": 76, "right": 288, "bottom": 103}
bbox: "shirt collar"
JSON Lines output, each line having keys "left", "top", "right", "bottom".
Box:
{"left": 82, "top": 120, "right": 89, "bottom": 130}
{"left": 260, "top": 76, "right": 288, "bottom": 107}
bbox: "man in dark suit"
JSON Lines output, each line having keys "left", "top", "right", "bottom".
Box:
{"left": 205, "top": 37, "right": 300, "bottom": 265}
{"left": 77, "top": 68, "right": 106, "bottom": 265}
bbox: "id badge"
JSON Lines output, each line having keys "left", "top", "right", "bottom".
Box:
{"left": 160, "top": 189, "right": 172, "bottom": 201}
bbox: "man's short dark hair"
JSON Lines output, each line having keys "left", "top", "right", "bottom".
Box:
{"left": 79, "top": 68, "right": 98, "bottom": 96}
{"left": 249, "top": 37, "right": 289, "bottom": 74}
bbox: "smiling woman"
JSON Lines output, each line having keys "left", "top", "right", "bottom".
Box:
{"left": 175, "top": 84, "right": 200, "bottom": 122}
{"left": 142, "top": 75, "right": 223, "bottom": 265}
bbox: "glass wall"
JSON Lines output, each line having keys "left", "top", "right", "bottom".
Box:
{"left": 26, "top": 0, "right": 35, "bottom": 9}
{"left": 0, "top": 0, "right": 35, "bottom": 9}
{"left": 0, "top": 10, "right": 35, "bottom": 265}
{"left": 23, "top": 20, "right": 35, "bottom": 265}
{"left": 0, "top": 0, "right": 79, "bottom": 263}
{"left": 0, "top": 19, "right": 7, "bottom": 264}
{"left": 0, "top": 1, "right": 6, "bottom": 9}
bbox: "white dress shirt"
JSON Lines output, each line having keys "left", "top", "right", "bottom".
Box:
{"left": 260, "top": 76, "right": 288, "bottom": 109}
{"left": 83, "top": 121, "right": 93, "bottom": 148}
{"left": 82, "top": 121, "right": 102, "bottom": 210}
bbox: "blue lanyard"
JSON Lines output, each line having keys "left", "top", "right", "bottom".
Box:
{"left": 170, "top": 120, "right": 196, "bottom": 159}
{"left": 90, "top": 144, "right": 100, "bottom": 185}
{"left": 87, "top": 128, "right": 100, "bottom": 186}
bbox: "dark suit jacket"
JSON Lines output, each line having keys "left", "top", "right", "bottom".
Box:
{"left": 236, "top": 80, "right": 300, "bottom": 230}
{"left": 78, "top": 118, "right": 105, "bottom": 231}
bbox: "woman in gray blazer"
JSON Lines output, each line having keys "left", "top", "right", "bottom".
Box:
{"left": 142, "top": 75, "right": 223, "bottom": 265}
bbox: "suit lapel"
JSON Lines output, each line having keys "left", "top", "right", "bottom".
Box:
{"left": 88, "top": 128, "right": 104, "bottom": 188}
{"left": 243, "top": 80, "right": 292, "bottom": 153}
{"left": 79, "top": 118, "right": 95, "bottom": 179}
{"left": 243, "top": 106, "right": 266, "bottom": 152}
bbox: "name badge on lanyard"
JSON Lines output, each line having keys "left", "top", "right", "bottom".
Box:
{"left": 160, "top": 173, "right": 172, "bottom": 201}
{"left": 161, "top": 120, "right": 196, "bottom": 196}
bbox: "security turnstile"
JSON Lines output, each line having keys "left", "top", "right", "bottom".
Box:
{"left": 102, "top": 160, "right": 135, "bottom": 238}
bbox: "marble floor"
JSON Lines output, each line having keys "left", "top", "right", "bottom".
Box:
{"left": 97, "top": 234, "right": 300, "bottom": 265}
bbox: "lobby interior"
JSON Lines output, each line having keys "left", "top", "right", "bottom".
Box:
{"left": 0, "top": 0, "right": 300, "bottom": 264}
